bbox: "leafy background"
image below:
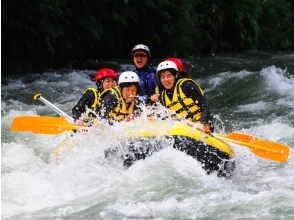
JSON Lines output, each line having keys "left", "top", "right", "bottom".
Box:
{"left": 2, "top": 0, "right": 294, "bottom": 74}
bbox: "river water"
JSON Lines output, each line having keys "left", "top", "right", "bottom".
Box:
{"left": 1, "top": 52, "right": 294, "bottom": 219}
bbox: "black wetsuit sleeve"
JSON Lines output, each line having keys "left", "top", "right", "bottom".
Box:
{"left": 181, "top": 81, "right": 212, "bottom": 124}
{"left": 72, "top": 90, "right": 95, "bottom": 121}
{"left": 99, "top": 92, "right": 118, "bottom": 120}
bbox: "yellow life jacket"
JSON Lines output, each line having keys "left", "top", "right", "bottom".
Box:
{"left": 83, "top": 88, "right": 100, "bottom": 109}
{"left": 80, "top": 88, "right": 100, "bottom": 124}
{"left": 98, "top": 86, "right": 135, "bottom": 124}
{"left": 161, "top": 78, "right": 204, "bottom": 122}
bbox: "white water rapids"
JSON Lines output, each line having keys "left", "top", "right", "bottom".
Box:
{"left": 1, "top": 55, "right": 294, "bottom": 219}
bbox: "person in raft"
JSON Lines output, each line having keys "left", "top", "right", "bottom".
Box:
{"left": 72, "top": 68, "right": 118, "bottom": 126}
{"left": 97, "top": 71, "right": 142, "bottom": 124}
{"left": 131, "top": 44, "right": 160, "bottom": 105}
{"left": 156, "top": 60, "right": 214, "bottom": 133}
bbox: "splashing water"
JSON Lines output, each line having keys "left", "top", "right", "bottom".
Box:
{"left": 2, "top": 54, "right": 294, "bottom": 219}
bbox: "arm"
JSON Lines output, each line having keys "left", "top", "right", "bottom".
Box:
{"left": 99, "top": 92, "right": 118, "bottom": 121}
{"left": 72, "top": 90, "right": 95, "bottom": 121}
{"left": 181, "top": 81, "right": 212, "bottom": 124}
{"left": 147, "top": 66, "right": 160, "bottom": 104}
{"left": 140, "top": 94, "right": 159, "bottom": 104}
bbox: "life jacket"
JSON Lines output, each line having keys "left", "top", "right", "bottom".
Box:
{"left": 134, "top": 66, "right": 159, "bottom": 96}
{"left": 83, "top": 88, "right": 100, "bottom": 109}
{"left": 160, "top": 78, "right": 205, "bottom": 122}
{"left": 80, "top": 88, "right": 100, "bottom": 124}
{"left": 98, "top": 86, "right": 136, "bottom": 124}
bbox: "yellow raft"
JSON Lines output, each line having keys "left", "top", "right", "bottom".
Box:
{"left": 105, "top": 122, "right": 235, "bottom": 178}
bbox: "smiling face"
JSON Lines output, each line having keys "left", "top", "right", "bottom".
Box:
{"left": 133, "top": 52, "right": 148, "bottom": 69}
{"left": 122, "top": 85, "right": 137, "bottom": 103}
{"left": 102, "top": 77, "right": 116, "bottom": 90}
{"left": 159, "top": 70, "right": 177, "bottom": 90}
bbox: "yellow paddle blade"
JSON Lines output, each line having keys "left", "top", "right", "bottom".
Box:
{"left": 217, "top": 133, "right": 289, "bottom": 163}
{"left": 11, "top": 116, "right": 83, "bottom": 135}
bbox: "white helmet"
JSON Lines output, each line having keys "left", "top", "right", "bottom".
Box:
{"left": 118, "top": 71, "right": 140, "bottom": 86}
{"left": 157, "top": 61, "right": 179, "bottom": 74}
{"left": 131, "top": 44, "right": 151, "bottom": 58}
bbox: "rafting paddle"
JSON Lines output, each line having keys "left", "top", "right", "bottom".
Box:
{"left": 33, "top": 93, "right": 75, "bottom": 123}
{"left": 11, "top": 94, "right": 91, "bottom": 134}
{"left": 216, "top": 133, "right": 289, "bottom": 163}
{"left": 10, "top": 115, "right": 290, "bottom": 162}
{"left": 10, "top": 116, "right": 84, "bottom": 134}
{"left": 11, "top": 93, "right": 290, "bottom": 162}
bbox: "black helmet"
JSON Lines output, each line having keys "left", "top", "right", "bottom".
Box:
{"left": 131, "top": 44, "right": 151, "bottom": 58}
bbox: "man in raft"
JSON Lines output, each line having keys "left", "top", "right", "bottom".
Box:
{"left": 98, "top": 71, "right": 142, "bottom": 124}
{"left": 156, "top": 60, "right": 214, "bottom": 133}
{"left": 131, "top": 44, "right": 160, "bottom": 105}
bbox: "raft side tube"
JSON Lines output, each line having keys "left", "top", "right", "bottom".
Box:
{"left": 122, "top": 122, "right": 234, "bottom": 157}
{"left": 106, "top": 135, "right": 235, "bottom": 178}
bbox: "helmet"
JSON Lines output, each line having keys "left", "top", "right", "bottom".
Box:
{"left": 95, "top": 68, "right": 118, "bottom": 82}
{"left": 165, "top": 58, "right": 184, "bottom": 72}
{"left": 131, "top": 44, "right": 151, "bottom": 58}
{"left": 157, "top": 61, "right": 179, "bottom": 75}
{"left": 118, "top": 71, "right": 140, "bottom": 86}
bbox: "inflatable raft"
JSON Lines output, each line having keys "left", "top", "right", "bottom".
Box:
{"left": 11, "top": 115, "right": 235, "bottom": 178}
{"left": 105, "top": 122, "right": 235, "bottom": 178}
{"left": 11, "top": 114, "right": 289, "bottom": 175}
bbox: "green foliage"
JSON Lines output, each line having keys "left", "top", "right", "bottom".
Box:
{"left": 258, "top": 0, "right": 294, "bottom": 50}
{"left": 2, "top": 0, "right": 69, "bottom": 67}
{"left": 124, "top": 0, "right": 198, "bottom": 57}
{"left": 1, "top": 0, "right": 294, "bottom": 73}
{"left": 193, "top": 0, "right": 261, "bottom": 54}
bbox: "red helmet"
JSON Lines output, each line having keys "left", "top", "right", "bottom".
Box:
{"left": 165, "top": 58, "right": 184, "bottom": 72}
{"left": 95, "top": 68, "right": 118, "bottom": 82}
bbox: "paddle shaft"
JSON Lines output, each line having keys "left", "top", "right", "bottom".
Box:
{"left": 34, "top": 94, "right": 75, "bottom": 123}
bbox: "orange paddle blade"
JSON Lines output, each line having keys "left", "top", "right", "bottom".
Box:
{"left": 11, "top": 116, "right": 82, "bottom": 135}
{"left": 217, "top": 133, "right": 289, "bottom": 163}
{"left": 225, "top": 133, "right": 258, "bottom": 142}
